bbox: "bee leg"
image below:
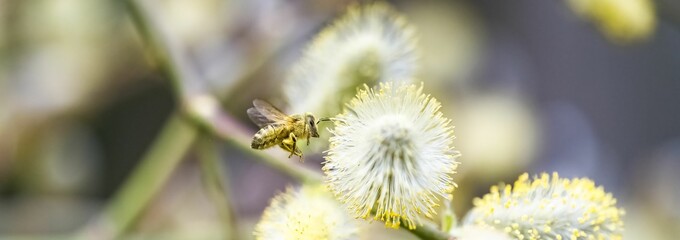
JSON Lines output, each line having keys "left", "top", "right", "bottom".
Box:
{"left": 278, "top": 142, "right": 293, "bottom": 157}
{"left": 295, "top": 148, "right": 304, "bottom": 162}
{"left": 307, "top": 135, "right": 310, "bottom": 146}
{"left": 288, "top": 133, "right": 298, "bottom": 158}
{"left": 290, "top": 134, "right": 305, "bottom": 161}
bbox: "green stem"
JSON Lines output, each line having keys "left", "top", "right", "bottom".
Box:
{"left": 117, "top": 1, "right": 450, "bottom": 239}
{"left": 124, "top": 0, "right": 199, "bottom": 99}
{"left": 125, "top": 0, "right": 322, "bottom": 184}
{"left": 84, "top": 114, "right": 197, "bottom": 238}
{"left": 197, "top": 137, "right": 238, "bottom": 240}
{"left": 441, "top": 199, "right": 458, "bottom": 233}
{"left": 410, "top": 223, "right": 454, "bottom": 240}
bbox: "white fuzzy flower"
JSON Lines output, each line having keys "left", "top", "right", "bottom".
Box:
{"left": 323, "top": 82, "right": 459, "bottom": 229}
{"left": 463, "top": 173, "right": 625, "bottom": 240}
{"left": 254, "top": 185, "right": 359, "bottom": 240}
{"left": 284, "top": 3, "right": 419, "bottom": 118}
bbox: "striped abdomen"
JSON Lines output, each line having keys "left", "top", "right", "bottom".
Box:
{"left": 251, "top": 124, "right": 288, "bottom": 149}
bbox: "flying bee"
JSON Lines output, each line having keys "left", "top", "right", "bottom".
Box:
{"left": 247, "top": 99, "right": 330, "bottom": 160}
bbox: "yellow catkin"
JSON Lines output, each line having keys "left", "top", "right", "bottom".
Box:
{"left": 568, "top": 0, "right": 656, "bottom": 43}
{"left": 253, "top": 185, "right": 358, "bottom": 240}
{"left": 464, "top": 172, "right": 624, "bottom": 240}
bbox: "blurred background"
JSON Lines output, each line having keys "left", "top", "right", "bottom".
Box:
{"left": 0, "top": 0, "right": 679, "bottom": 239}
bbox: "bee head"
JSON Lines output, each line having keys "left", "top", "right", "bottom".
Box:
{"left": 305, "top": 113, "right": 320, "bottom": 138}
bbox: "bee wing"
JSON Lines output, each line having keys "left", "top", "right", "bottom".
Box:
{"left": 247, "top": 99, "right": 290, "bottom": 128}
{"left": 247, "top": 107, "right": 276, "bottom": 128}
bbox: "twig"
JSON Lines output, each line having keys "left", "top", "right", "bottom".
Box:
{"left": 198, "top": 137, "right": 238, "bottom": 240}
{"left": 125, "top": 0, "right": 322, "bottom": 184}
{"left": 79, "top": 113, "right": 198, "bottom": 239}
{"left": 441, "top": 199, "right": 458, "bottom": 232}
{"left": 116, "top": 0, "right": 450, "bottom": 239}
{"left": 410, "top": 223, "right": 454, "bottom": 240}
{"left": 123, "top": 0, "right": 189, "bottom": 97}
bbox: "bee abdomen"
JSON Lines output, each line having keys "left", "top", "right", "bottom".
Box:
{"left": 251, "top": 126, "right": 279, "bottom": 149}
{"left": 251, "top": 137, "right": 263, "bottom": 149}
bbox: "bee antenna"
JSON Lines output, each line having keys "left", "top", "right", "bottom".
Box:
{"left": 316, "top": 117, "right": 332, "bottom": 124}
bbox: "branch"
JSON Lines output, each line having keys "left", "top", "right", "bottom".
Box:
{"left": 198, "top": 137, "right": 239, "bottom": 240}
{"left": 79, "top": 113, "right": 198, "bottom": 239}
{"left": 410, "top": 223, "right": 455, "bottom": 240}
{"left": 116, "top": 1, "right": 450, "bottom": 239}
{"left": 125, "top": 0, "right": 322, "bottom": 184}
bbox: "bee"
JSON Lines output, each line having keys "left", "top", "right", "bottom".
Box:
{"left": 247, "top": 99, "right": 329, "bottom": 160}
